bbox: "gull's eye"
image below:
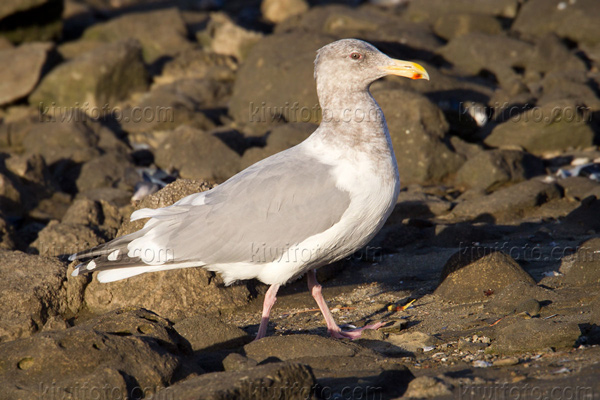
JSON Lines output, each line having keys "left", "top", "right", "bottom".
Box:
{"left": 350, "top": 52, "right": 363, "bottom": 60}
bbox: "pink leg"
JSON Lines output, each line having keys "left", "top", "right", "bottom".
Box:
{"left": 307, "top": 269, "right": 383, "bottom": 340}
{"left": 255, "top": 284, "right": 280, "bottom": 340}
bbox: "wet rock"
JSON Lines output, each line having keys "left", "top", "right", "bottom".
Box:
{"left": 197, "top": 12, "right": 262, "bottom": 61}
{"left": 492, "top": 319, "right": 581, "bottom": 354}
{"left": 0, "top": 42, "right": 54, "bottom": 106}
{"left": 512, "top": 0, "right": 600, "bottom": 46}
{"left": 373, "top": 87, "right": 464, "bottom": 185}
{"left": 0, "top": 308, "right": 185, "bottom": 399}
{"left": 405, "top": 0, "right": 519, "bottom": 22}
{"left": 0, "top": 0, "right": 63, "bottom": 43}
{"left": 451, "top": 179, "right": 562, "bottom": 222}
{"left": 0, "top": 250, "right": 67, "bottom": 343}
{"left": 83, "top": 8, "right": 192, "bottom": 63}
{"left": 229, "top": 32, "right": 334, "bottom": 127}
{"left": 438, "top": 33, "right": 532, "bottom": 88}
{"left": 154, "top": 125, "right": 241, "bottom": 182}
{"left": 240, "top": 122, "right": 315, "bottom": 169}
{"left": 155, "top": 362, "right": 315, "bottom": 400}
{"left": 403, "top": 376, "right": 453, "bottom": 398}
{"left": 261, "top": 0, "right": 309, "bottom": 24}
{"left": 484, "top": 100, "right": 595, "bottom": 156}
{"left": 559, "top": 237, "right": 600, "bottom": 286}
{"left": 435, "top": 249, "right": 536, "bottom": 304}
{"left": 244, "top": 335, "right": 356, "bottom": 363}
{"left": 433, "top": 13, "right": 502, "bottom": 41}
{"left": 455, "top": 149, "right": 545, "bottom": 191}
{"left": 30, "top": 39, "right": 148, "bottom": 111}
{"left": 118, "top": 178, "right": 215, "bottom": 236}
{"left": 173, "top": 314, "right": 250, "bottom": 351}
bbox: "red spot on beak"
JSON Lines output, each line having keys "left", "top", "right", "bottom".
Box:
{"left": 412, "top": 73, "right": 422, "bottom": 80}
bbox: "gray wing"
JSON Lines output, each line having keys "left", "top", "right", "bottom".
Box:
{"left": 161, "top": 146, "right": 351, "bottom": 264}
{"left": 73, "top": 145, "right": 351, "bottom": 273}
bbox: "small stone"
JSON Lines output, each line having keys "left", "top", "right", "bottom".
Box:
{"left": 222, "top": 353, "right": 258, "bottom": 372}
{"left": 515, "top": 298, "right": 542, "bottom": 317}
{"left": 403, "top": 376, "right": 453, "bottom": 398}
{"left": 493, "top": 357, "right": 520, "bottom": 367}
{"left": 261, "top": 0, "right": 309, "bottom": 24}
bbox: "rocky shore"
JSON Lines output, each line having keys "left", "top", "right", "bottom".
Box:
{"left": 1, "top": 0, "right": 600, "bottom": 398}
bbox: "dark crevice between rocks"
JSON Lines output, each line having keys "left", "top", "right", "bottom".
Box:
{"left": 0, "top": 0, "right": 63, "bottom": 43}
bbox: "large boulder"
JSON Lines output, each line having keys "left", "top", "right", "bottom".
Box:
{"left": 0, "top": 251, "right": 67, "bottom": 343}
{"left": 30, "top": 39, "right": 148, "bottom": 111}
{"left": 0, "top": 42, "right": 54, "bottom": 106}
{"left": 404, "top": 0, "right": 519, "bottom": 22}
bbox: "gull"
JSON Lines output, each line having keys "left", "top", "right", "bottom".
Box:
{"left": 70, "top": 39, "right": 429, "bottom": 340}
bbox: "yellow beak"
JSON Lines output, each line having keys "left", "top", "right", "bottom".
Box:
{"left": 378, "top": 59, "right": 430, "bottom": 80}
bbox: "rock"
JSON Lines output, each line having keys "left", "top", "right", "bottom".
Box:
{"left": 403, "top": 376, "right": 453, "bottom": 398}
{"left": 492, "top": 319, "right": 581, "bottom": 353}
{"left": 486, "top": 280, "right": 557, "bottom": 315}
{"left": 0, "top": 42, "right": 53, "bottom": 106}
{"left": 83, "top": 8, "right": 192, "bottom": 63}
{"left": 554, "top": 197, "right": 600, "bottom": 236}
{"left": 229, "top": 32, "right": 334, "bottom": 128}
{"left": 558, "top": 176, "right": 600, "bottom": 201}
{"left": 389, "top": 191, "right": 452, "bottom": 221}
{"left": 373, "top": 87, "right": 464, "bottom": 185}
{"left": 0, "top": 216, "right": 16, "bottom": 249}
{"left": 29, "top": 220, "right": 104, "bottom": 258}
{"left": 455, "top": 149, "right": 545, "bottom": 191}
{"left": 154, "top": 48, "right": 237, "bottom": 86}
{"left": 0, "top": 250, "right": 67, "bottom": 343}
{"left": 438, "top": 33, "right": 532, "bottom": 88}
{"left": 222, "top": 353, "right": 258, "bottom": 371}
{"left": 154, "top": 125, "right": 241, "bottom": 182}
{"left": 241, "top": 122, "right": 316, "bottom": 169}
{"left": 484, "top": 100, "right": 595, "bottom": 156}
{"left": 76, "top": 152, "right": 136, "bottom": 193}
{"left": 0, "top": 308, "right": 185, "bottom": 399}
{"left": 0, "top": 0, "right": 63, "bottom": 43}
{"left": 450, "top": 179, "right": 562, "bottom": 222}
{"left": 196, "top": 12, "right": 262, "bottom": 61}
{"left": 591, "top": 296, "right": 600, "bottom": 325}
{"left": 524, "top": 34, "right": 588, "bottom": 77}
{"left": 433, "top": 13, "right": 502, "bottom": 41}
{"left": 435, "top": 249, "right": 536, "bottom": 304}
{"left": 386, "top": 331, "right": 439, "bottom": 353}
{"left": 405, "top": 0, "right": 519, "bottom": 22}
{"left": 261, "top": 0, "right": 309, "bottom": 24}
{"left": 559, "top": 237, "right": 600, "bottom": 286}
{"left": 512, "top": 0, "right": 600, "bottom": 46}
{"left": 30, "top": 39, "right": 148, "bottom": 111}
{"left": 62, "top": 198, "right": 123, "bottom": 238}
{"left": 244, "top": 335, "right": 356, "bottom": 363}
{"left": 173, "top": 314, "right": 249, "bottom": 351}
{"left": 155, "top": 362, "right": 316, "bottom": 400}
{"left": 118, "top": 178, "right": 216, "bottom": 236}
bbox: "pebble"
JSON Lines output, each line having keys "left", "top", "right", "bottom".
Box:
{"left": 493, "top": 357, "right": 520, "bottom": 367}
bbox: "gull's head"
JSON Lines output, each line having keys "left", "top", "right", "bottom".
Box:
{"left": 314, "top": 39, "right": 429, "bottom": 92}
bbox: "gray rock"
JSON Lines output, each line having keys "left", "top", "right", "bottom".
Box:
{"left": 241, "top": 123, "right": 316, "bottom": 169}
{"left": 0, "top": 250, "right": 67, "bottom": 343}
{"left": 512, "top": 0, "right": 600, "bottom": 46}
{"left": 435, "top": 249, "right": 536, "bottom": 304}
{"left": 75, "top": 152, "right": 136, "bottom": 193}
{"left": 554, "top": 197, "right": 600, "bottom": 236}
{"left": 386, "top": 331, "right": 439, "bottom": 353}
{"left": 486, "top": 280, "right": 557, "bottom": 315}
{"left": 0, "top": 0, "right": 63, "bottom": 43}
{"left": 455, "top": 149, "right": 544, "bottom": 191}
{"left": 222, "top": 353, "right": 258, "bottom": 371}
{"left": 451, "top": 179, "right": 562, "bottom": 222}
{"left": 244, "top": 335, "right": 357, "bottom": 364}
{"left": 492, "top": 319, "right": 581, "bottom": 354}
{"left": 173, "top": 314, "right": 250, "bottom": 351}
{"left": 373, "top": 87, "right": 465, "bottom": 185}
{"left": 83, "top": 8, "right": 193, "bottom": 63}
{"left": 405, "top": 0, "right": 519, "bottom": 22}
{"left": 229, "top": 32, "right": 334, "bottom": 128}
{"left": 30, "top": 39, "right": 148, "bottom": 111}
{"left": 30, "top": 220, "right": 104, "bottom": 258}
{"left": 0, "top": 308, "right": 185, "bottom": 399}
{"left": 0, "top": 42, "right": 53, "bottom": 106}
{"left": 403, "top": 376, "right": 453, "bottom": 398}
{"left": 196, "top": 12, "right": 262, "bottom": 61}
{"left": 558, "top": 176, "right": 600, "bottom": 201}
{"left": 154, "top": 48, "right": 237, "bottom": 86}
{"left": 433, "top": 13, "right": 503, "bottom": 41}
{"left": 154, "top": 125, "right": 242, "bottom": 182}
{"left": 155, "top": 362, "right": 316, "bottom": 400}
{"left": 559, "top": 237, "right": 600, "bottom": 286}
{"left": 525, "top": 34, "right": 588, "bottom": 77}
